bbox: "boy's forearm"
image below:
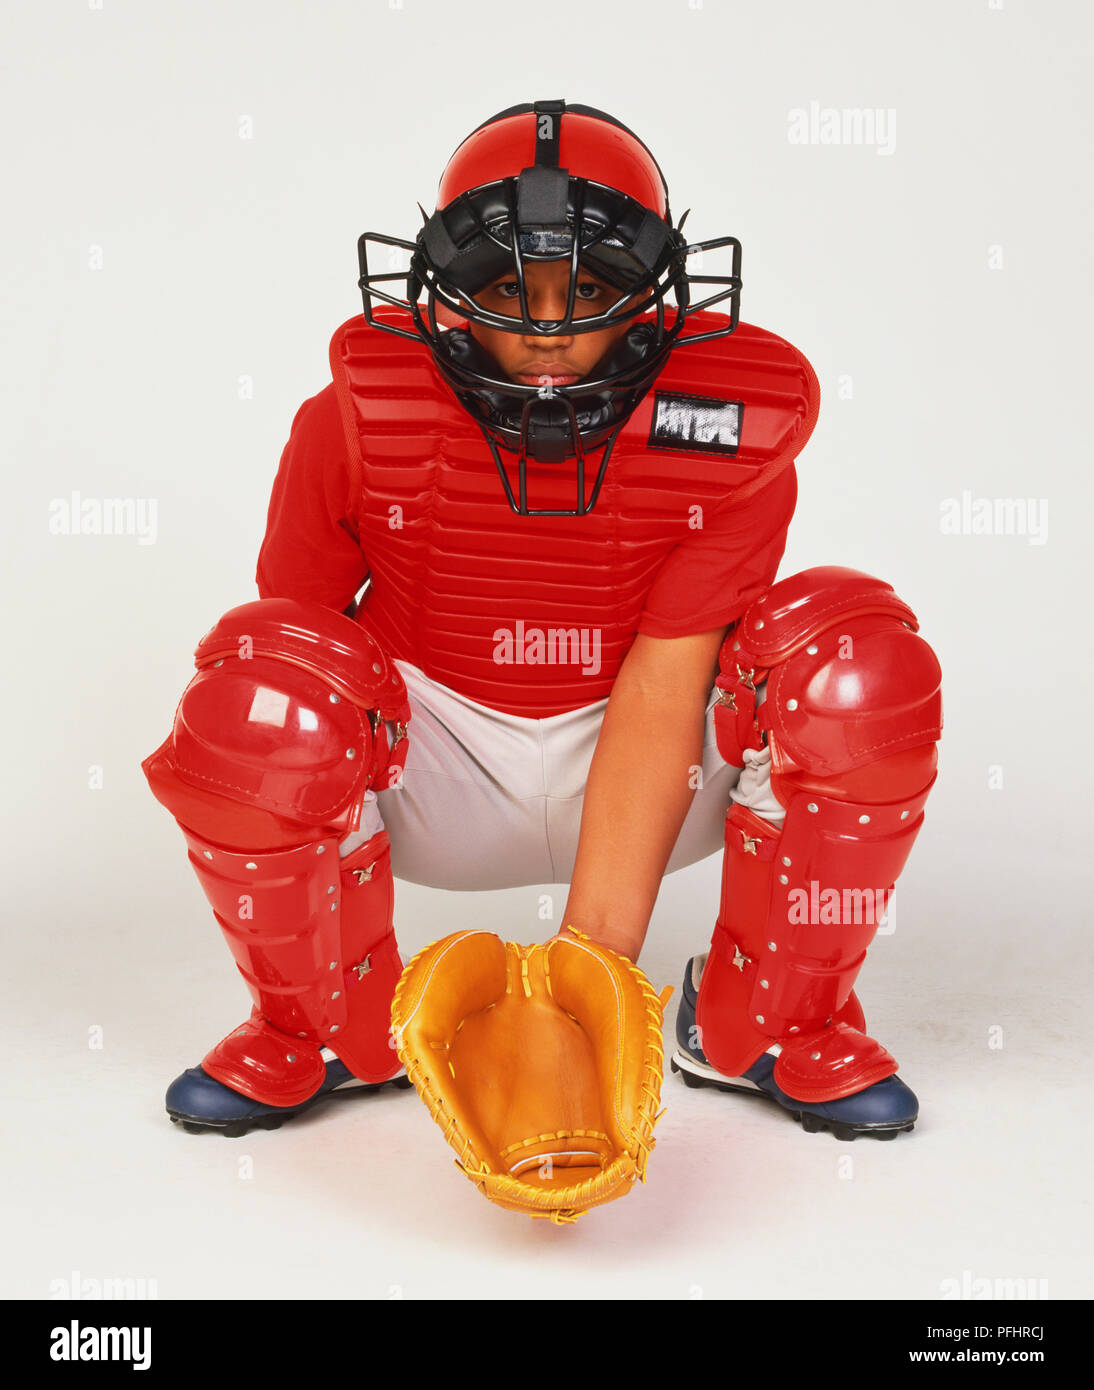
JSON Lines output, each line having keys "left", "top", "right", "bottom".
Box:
{"left": 560, "top": 679, "right": 708, "bottom": 961}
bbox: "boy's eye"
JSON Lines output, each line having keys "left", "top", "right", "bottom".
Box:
{"left": 489, "top": 279, "right": 605, "bottom": 301}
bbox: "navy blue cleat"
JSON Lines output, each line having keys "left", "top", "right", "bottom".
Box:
{"left": 166, "top": 1054, "right": 413, "bottom": 1137}
{"left": 670, "top": 955, "right": 917, "bottom": 1140}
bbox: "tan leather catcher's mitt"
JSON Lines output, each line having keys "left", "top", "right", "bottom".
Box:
{"left": 391, "top": 928, "right": 670, "bottom": 1224}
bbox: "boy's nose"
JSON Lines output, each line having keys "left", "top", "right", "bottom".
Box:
{"left": 522, "top": 286, "right": 573, "bottom": 335}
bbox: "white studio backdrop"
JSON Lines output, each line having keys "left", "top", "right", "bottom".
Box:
{"left": 2, "top": 0, "right": 1091, "bottom": 1301}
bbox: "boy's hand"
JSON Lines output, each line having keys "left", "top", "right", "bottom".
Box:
{"left": 545, "top": 921, "right": 638, "bottom": 962}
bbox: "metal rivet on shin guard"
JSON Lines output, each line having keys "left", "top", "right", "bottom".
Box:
{"left": 859, "top": 814, "right": 871, "bottom": 824}
{"left": 900, "top": 810, "right": 910, "bottom": 820}
{"left": 788, "top": 1026, "right": 799, "bottom": 1033}
{"left": 807, "top": 803, "right": 818, "bottom": 814}
{"left": 806, "top": 644, "right": 818, "bottom": 655}
{"left": 329, "top": 693, "right": 340, "bottom": 703}
{"left": 786, "top": 699, "right": 798, "bottom": 711}
{"left": 330, "top": 902, "right": 338, "bottom": 912}
{"left": 768, "top": 941, "right": 777, "bottom": 951}
{"left": 760, "top": 979, "right": 769, "bottom": 989}
{"left": 214, "top": 659, "right": 224, "bottom": 667}
{"left": 778, "top": 874, "right": 788, "bottom": 884}
{"left": 346, "top": 748, "right": 356, "bottom": 759}
{"left": 756, "top": 1015, "right": 765, "bottom": 1024}
{"left": 372, "top": 662, "right": 382, "bottom": 674}
{"left": 329, "top": 961, "right": 338, "bottom": 970}
{"left": 203, "top": 850, "right": 213, "bottom": 860}
{"left": 245, "top": 861, "right": 257, "bottom": 870}
{"left": 332, "top": 991, "right": 341, "bottom": 1000}
{"left": 327, "top": 885, "right": 335, "bottom": 894}
{"left": 287, "top": 1054, "right": 297, "bottom": 1063}
{"left": 330, "top": 1024, "right": 340, "bottom": 1033}
{"left": 754, "top": 619, "right": 764, "bottom": 629}
{"left": 316, "top": 845, "right": 326, "bottom": 854}
{"left": 781, "top": 856, "right": 791, "bottom": 866}
{"left": 732, "top": 640, "right": 740, "bottom": 651}
{"left": 811, "top": 1051, "right": 821, "bottom": 1060}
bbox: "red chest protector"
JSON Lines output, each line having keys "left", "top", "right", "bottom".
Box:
{"left": 328, "top": 308, "right": 819, "bottom": 717}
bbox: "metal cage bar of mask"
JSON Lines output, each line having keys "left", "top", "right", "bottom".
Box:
{"left": 358, "top": 229, "right": 742, "bottom": 348}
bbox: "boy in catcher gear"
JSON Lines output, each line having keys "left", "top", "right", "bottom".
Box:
{"left": 143, "top": 100, "right": 941, "bottom": 1143}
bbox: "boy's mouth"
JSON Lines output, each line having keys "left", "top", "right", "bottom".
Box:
{"left": 514, "top": 362, "right": 581, "bottom": 387}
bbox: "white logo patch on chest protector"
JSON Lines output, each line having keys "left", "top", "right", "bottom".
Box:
{"left": 648, "top": 392, "right": 743, "bottom": 455}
